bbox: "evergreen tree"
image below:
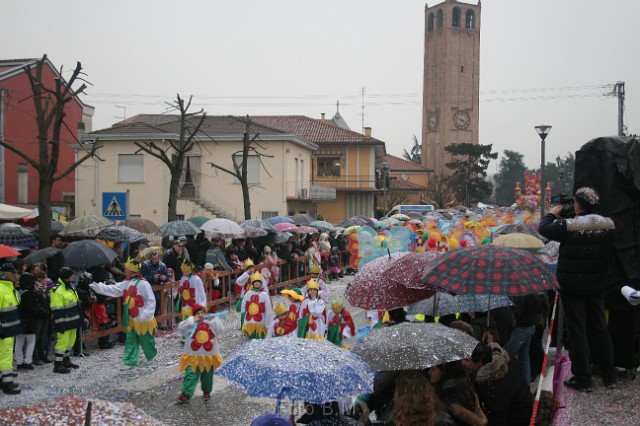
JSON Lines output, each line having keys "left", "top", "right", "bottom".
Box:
{"left": 494, "top": 150, "right": 526, "bottom": 206}
{"left": 444, "top": 143, "right": 498, "bottom": 205}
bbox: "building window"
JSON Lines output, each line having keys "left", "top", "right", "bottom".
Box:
{"left": 437, "top": 9, "right": 443, "bottom": 28}
{"left": 452, "top": 7, "right": 461, "bottom": 27}
{"left": 466, "top": 10, "right": 475, "bottom": 29}
{"left": 262, "top": 211, "right": 279, "bottom": 220}
{"left": 317, "top": 157, "right": 341, "bottom": 177}
{"left": 118, "top": 154, "right": 144, "bottom": 182}
{"left": 232, "top": 154, "right": 260, "bottom": 184}
{"left": 428, "top": 13, "right": 435, "bottom": 32}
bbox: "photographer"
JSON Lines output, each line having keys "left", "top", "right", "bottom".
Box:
{"left": 538, "top": 187, "right": 618, "bottom": 392}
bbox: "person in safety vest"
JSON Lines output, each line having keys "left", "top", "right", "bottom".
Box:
{"left": 0, "top": 263, "right": 23, "bottom": 394}
{"left": 50, "top": 266, "right": 82, "bottom": 374}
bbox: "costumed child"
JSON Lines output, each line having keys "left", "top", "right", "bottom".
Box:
{"left": 178, "top": 259, "right": 207, "bottom": 319}
{"left": 327, "top": 246, "right": 343, "bottom": 280}
{"left": 0, "top": 263, "right": 23, "bottom": 394}
{"left": 90, "top": 258, "right": 157, "bottom": 367}
{"left": 50, "top": 266, "right": 82, "bottom": 374}
{"left": 240, "top": 272, "right": 273, "bottom": 339}
{"left": 303, "top": 265, "right": 330, "bottom": 301}
{"left": 326, "top": 298, "right": 355, "bottom": 349}
{"left": 267, "top": 303, "right": 298, "bottom": 338}
{"left": 299, "top": 279, "right": 326, "bottom": 339}
{"left": 176, "top": 304, "right": 224, "bottom": 404}
{"left": 202, "top": 263, "right": 220, "bottom": 313}
{"left": 281, "top": 288, "right": 305, "bottom": 338}
{"left": 235, "top": 259, "right": 256, "bottom": 315}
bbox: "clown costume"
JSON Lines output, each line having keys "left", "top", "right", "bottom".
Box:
{"left": 240, "top": 272, "right": 273, "bottom": 339}
{"left": 178, "top": 260, "right": 207, "bottom": 319}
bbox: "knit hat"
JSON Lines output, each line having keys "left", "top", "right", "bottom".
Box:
{"left": 281, "top": 288, "right": 304, "bottom": 302}
{"left": 192, "top": 304, "right": 206, "bottom": 315}
{"left": 574, "top": 187, "right": 599, "bottom": 211}
{"left": 58, "top": 266, "right": 74, "bottom": 280}
{"left": 250, "top": 413, "right": 290, "bottom": 426}
{"left": 310, "top": 265, "right": 321, "bottom": 274}
{"left": 263, "top": 245, "right": 272, "bottom": 253}
{"left": 273, "top": 303, "right": 287, "bottom": 316}
{"left": 243, "top": 259, "right": 255, "bottom": 270}
{"left": 0, "top": 263, "right": 18, "bottom": 274}
{"left": 204, "top": 262, "right": 214, "bottom": 270}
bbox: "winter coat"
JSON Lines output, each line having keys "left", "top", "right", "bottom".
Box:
{"left": 511, "top": 294, "right": 542, "bottom": 328}
{"left": 474, "top": 343, "right": 533, "bottom": 426}
{"left": 19, "top": 289, "right": 50, "bottom": 333}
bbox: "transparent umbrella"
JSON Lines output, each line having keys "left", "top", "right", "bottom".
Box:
{"left": 61, "top": 215, "right": 113, "bottom": 237}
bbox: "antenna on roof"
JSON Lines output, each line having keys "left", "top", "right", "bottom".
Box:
{"left": 336, "top": 100, "right": 340, "bottom": 114}
{"left": 361, "top": 87, "right": 365, "bottom": 134}
{"left": 114, "top": 105, "right": 126, "bottom": 121}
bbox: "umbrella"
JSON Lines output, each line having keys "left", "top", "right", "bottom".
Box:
{"left": 292, "top": 225, "right": 318, "bottom": 234}
{"left": 336, "top": 216, "right": 375, "bottom": 228}
{"left": 34, "top": 221, "right": 66, "bottom": 235}
{"left": 407, "top": 293, "right": 514, "bottom": 316}
{"left": 381, "top": 217, "right": 401, "bottom": 227}
{"left": 62, "top": 240, "right": 118, "bottom": 269}
{"left": 23, "top": 247, "right": 61, "bottom": 265}
{"left": 493, "top": 233, "right": 544, "bottom": 250}
{"left": 421, "top": 245, "right": 559, "bottom": 296}
{"left": 95, "top": 225, "right": 149, "bottom": 243}
{"left": 345, "top": 253, "right": 436, "bottom": 310}
{"left": 136, "top": 246, "right": 164, "bottom": 261}
{"left": 379, "top": 251, "right": 441, "bottom": 289}
{"left": 200, "top": 218, "right": 245, "bottom": 239}
{"left": 309, "top": 220, "right": 335, "bottom": 233}
{"left": 291, "top": 213, "right": 315, "bottom": 226}
{"left": 0, "top": 223, "right": 39, "bottom": 248}
{"left": 274, "top": 222, "right": 296, "bottom": 232}
{"left": 242, "top": 227, "right": 268, "bottom": 238}
{"left": 406, "top": 211, "right": 424, "bottom": 218}
{"left": 117, "top": 218, "right": 160, "bottom": 234}
{"left": 159, "top": 220, "right": 200, "bottom": 237}
{"left": 391, "top": 214, "right": 411, "bottom": 221}
{"left": 0, "top": 244, "right": 21, "bottom": 258}
{"left": 240, "top": 220, "right": 277, "bottom": 233}
{"left": 217, "top": 338, "right": 374, "bottom": 404}
{"left": 266, "top": 216, "right": 295, "bottom": 225}
{"left": 61, "top": 215, "right": 113, "bottom": 237}
{"left": 274, "top": 232, "right": 293, "bottom": 244}
{"left": 352, "top": 322, "right": 479, "bottom": 371}
{"left": 490, "top": 224, "right": 546, "bottom": 241}
{"left": 186, "top": 216, "right": 211, "bottom": 228}
{"left": 342, "top": 225, "right": 361, "bottom": 235}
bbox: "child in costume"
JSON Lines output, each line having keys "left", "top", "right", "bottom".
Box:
{"left": 267, "top": 303, "right": 298, "bottom": 338}
{"left": 240, "top": 272, "right": 273, "bottom": 339}
{"left": 178, "top": 259, "right": 207, "bottom": 319}
{"left": 327, "top": 246, "right": 343, "bottom": 280}
{"left": 299, "top": 279, "right": 326, "bottom": 339}
{"left": 326, "top": 299, "right": 356, "bottom": 349}
{"left": 176, "top": 304, "right": 224, "bottom": 404}
{"left": 90, "top": 259, "right": 157, "bottom": 366}
{"left": 281, "top": 288, "right": 305, "bottom": 338}
{"left": 302, "top": 265, "right": 330, "bottom": 301}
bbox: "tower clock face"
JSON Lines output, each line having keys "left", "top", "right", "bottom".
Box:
{"left": 427, "top": 112, "right": 438, "bottom": 131}
{"left": 453, "top": 110, "right": 470, "bottom": 130}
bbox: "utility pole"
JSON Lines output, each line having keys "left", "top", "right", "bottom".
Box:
{"left": 0, "top": 88, "right": 5, "bottom": 203}
{"left": 614, "top": 82, "right": 625, "bottom": 136}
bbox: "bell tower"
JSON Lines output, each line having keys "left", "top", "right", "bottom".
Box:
{"left": 421, "top": 0, "right": 481, "bottom": 175}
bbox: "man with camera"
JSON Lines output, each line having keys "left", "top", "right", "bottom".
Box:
{"left": 538, "top": 187, "right": 618, "bottom": 392}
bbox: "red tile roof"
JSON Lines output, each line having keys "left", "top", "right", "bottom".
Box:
{"left": 384, "top": 154, "right": 431, "bottom": 172}
{"left": 389, "top": 179, "right": 426, "bottom": 191}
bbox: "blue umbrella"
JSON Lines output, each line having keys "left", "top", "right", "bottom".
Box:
{"left": 217, "top": 338, "right": 374, "bottom": 404}
{"left": 266, "top": 216, "right": 295, "bottom": 225}
{"left": 159, "top": 220, "right": 200, "bottom": 237}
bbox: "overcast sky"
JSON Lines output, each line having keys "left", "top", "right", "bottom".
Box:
{"left": 3, "top": 0, "right": 639, "bottom": 170}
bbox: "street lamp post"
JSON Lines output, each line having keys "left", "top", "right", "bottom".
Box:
{"left": 382, "top": 162, "right": 390, "bottom": 215}
{"left": 535, "top": 125, "right": 552, "bottom": 217}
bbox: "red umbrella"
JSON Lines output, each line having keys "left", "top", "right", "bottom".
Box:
{"left": 0, "top": 244, "right": 21, "bottom": 258}
{"left": 117, "top": 218, "right": 160, "bottom": 234}
{"left": 292, "top": 226, "right": 318, "bottom": 234}
{"left": 421, "top": 245, "right": 559, "bottom": 296}
{"left": 383, "top": 251, "right": 442, "bottom": 289}
{"left": 345, "top": 253, "right": 436, "bottom": 310}
{"left": 274, "top": 222, "right": 296, "bottom": 232}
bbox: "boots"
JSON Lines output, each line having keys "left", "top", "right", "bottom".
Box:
{"left": 53, "top": 361, "right": 70, "bottom": 374}
{"left": 2, "top": 382, "right": 21, "bottom": 395}
{"left": 63, "top": 356, "right": 80, "bottom": 369}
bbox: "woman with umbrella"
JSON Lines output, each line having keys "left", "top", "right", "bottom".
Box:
{"left": 90, "top": 259, "right": 157, "bottom": 367}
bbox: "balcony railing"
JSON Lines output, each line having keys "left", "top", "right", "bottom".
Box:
{"left": 286, "top": 182, "right": 336, "bottom": 200}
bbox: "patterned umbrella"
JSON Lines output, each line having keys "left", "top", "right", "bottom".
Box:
{"left": 266, "top": 216, "right": 295, "bottom": 225}
{"left": 379, "top": 251, "right": 442, "bottom": 290}
{"left": 352, "top": 322, "right": 479, "bottom": 371}
{"left": 391, "top": 214, "right": 411, "bottom": 221}
{"left": 421, "top": 245, "right": 559, "bottom": 296}
{"left": 95, "top": 225, "right": 149, "bottom": 243}
{"left": 493, "top": 233, "right": 544, "bottom": 250}
{"left": 186, "top": 216, "right": 211, "bottom": 228}
{"left": 240, "top": 220, "right": 277, "bottom": 233}
{"left": 345, "top": 252, "right": 436, "bottom": 310}
{"left": 200, "top": 218, "right": 245, "bottom": 239}
{"left": 242, "top": 227, "right": 268, "bottom": 238}
{"left": 406, "top": 211, "right": 424, "bottom": 218}
{"left": 23, "top": 247, "right": 62, "bottom": 266}
{"left": 117, "top": 218, "right": 160, "bottom": 234}
{"left": 291, "top": 213, "right": 315, "bottom": 226}
{"left": 309, "top": 220, "right": 336, "bottom": 233}
{"left": 217, "top": 338, "right": 374, "bottom": 403}
{"left": 62, "top": 240, "right": 117, "bottom": 269}
{"left": 407, "top": 293, "right": 514, "bottom": 316}
{"left": 292, "top": 225, "right": 318, "bottom": 234}
{"left": 34, "top": 221, "right": 66, "bottom": 235}
{"left": 0, "top": 223, "right": 39, "bottom": 248}
{"left": 274, "top": 222, "right": 296, "bottom": 232}
{"left": 61, "top": 215, "right": 113, "bottom": 237}
{"left": 336, "top": 216, "right": 375, "bottom": 228}
{"left": 159, "top": 220, "right": 200, "bottom": 237}
{"left": 0, "top": 244, "right": 21, "bottom": 258}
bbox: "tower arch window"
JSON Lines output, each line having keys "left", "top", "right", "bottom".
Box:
{"left": 452, "top": 7, "right": 461, "bottom": 27}
{"left": 437, "top": 9, "right": 443, "bottom": 28}
{"left": 428, "top": 12, "right": 435, "bottom": 32}
{"left": 466, "top": 10, "right": 475, "bottom": 29}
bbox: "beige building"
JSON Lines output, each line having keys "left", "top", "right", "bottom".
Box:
{"left": 422, "top": 0, "right": 481, "bottom": 175}
{"left": 381, "top": 154, "right": 432, "bottom": 210}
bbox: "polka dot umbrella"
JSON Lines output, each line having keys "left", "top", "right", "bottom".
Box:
{"left": 421, "top": 245, "right": 559, "bottom": 296}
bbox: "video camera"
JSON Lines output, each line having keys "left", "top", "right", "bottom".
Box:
{"left": 550, "top": 194, "right": 575, "bottom": 218}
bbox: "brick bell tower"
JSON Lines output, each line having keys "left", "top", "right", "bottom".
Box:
{"left": 421, "top": 0, "right": 481, "bottom": 176}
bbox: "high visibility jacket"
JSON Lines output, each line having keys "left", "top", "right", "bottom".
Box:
{"left": 50, "top": 279, "right": 81, "bottom": 332}
{"left": 0, "top": 279, "right": 22, "bottom": 338}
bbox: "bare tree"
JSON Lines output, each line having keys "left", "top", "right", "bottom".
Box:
{"left": 134, "top": 94, "right": 206, "bottom": 222}
{"left": 0, "top": 55, "right": 101, "bottom": 247}
{"left": 208, "top": 115, "right": 273, "bottom": 220}
{"left": 424, "top": 173, "right": 455, "bottom": 209}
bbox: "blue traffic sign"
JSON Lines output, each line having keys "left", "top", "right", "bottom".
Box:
{"left": 103, "top": 192, "right": 127, "bottom": 220}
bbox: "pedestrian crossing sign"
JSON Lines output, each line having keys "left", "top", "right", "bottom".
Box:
{"left": 102, "top": 192, "right": 127, "bottom": 220}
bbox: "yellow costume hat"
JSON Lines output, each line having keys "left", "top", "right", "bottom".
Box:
{"left": 273, "top": 303, "right": 288, "bottom": 316}
{"left": 310, "top": 265, "right": 321, "bottom": 274}
{"left": 243, "top": 259, "right": 255, "bottom": 270}
{"left": 181, "top": 259, "right": 193, "bottom": 274}
{"left": 125, "top": 257, "right": 140, "bottom": 273}
{"left": 281, "top": 288, "right": 304, "bottom": 302}
{"left": 250, "top": 271, "right": 263, "bottom": 283}
{"left": 331, "top": 298, "right": 344, "bottom": 314}
{"left": 307, "top": 279, "right": 320, "bottom": 291}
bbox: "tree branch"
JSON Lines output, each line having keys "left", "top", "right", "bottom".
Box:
{"left": 208, "top": 162, "right": 240, "bottom": 180}
{"left": 0, "top": 141, "right": 40, "bottom": 169}
{"left": 53, "top": 144, "right": 102, "bottom": 182}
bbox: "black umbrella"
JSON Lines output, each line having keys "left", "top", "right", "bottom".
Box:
{"left": 336, "top": 216, "right": 375, "bottom": 228}
{"left": 62, "top": 240, "right": 117, "bottom": 269}
{"left": 96, "top": 225, "right": 149, "bottom": 243}
{"left": 23, "top": 247, "right": 61, "bottom": 266}
{"left": 0, "top": 223, "right": 39, "bottom": 248}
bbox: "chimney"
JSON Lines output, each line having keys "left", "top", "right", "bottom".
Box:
{"left": 321, "top": 113, "right": 325, "bottom": 122}
{"left": 364, "top": 127, "right": 372, "bottom": 137}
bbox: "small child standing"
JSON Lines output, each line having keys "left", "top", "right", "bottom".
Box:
{"left": 327, "top": 247, "right": 343, "bottom": 280}
{"left": 326, "top": 299, "right": 355, "bottom": 349}
{"left": 176, "top": 304, "right": 224, "bottom": 404}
